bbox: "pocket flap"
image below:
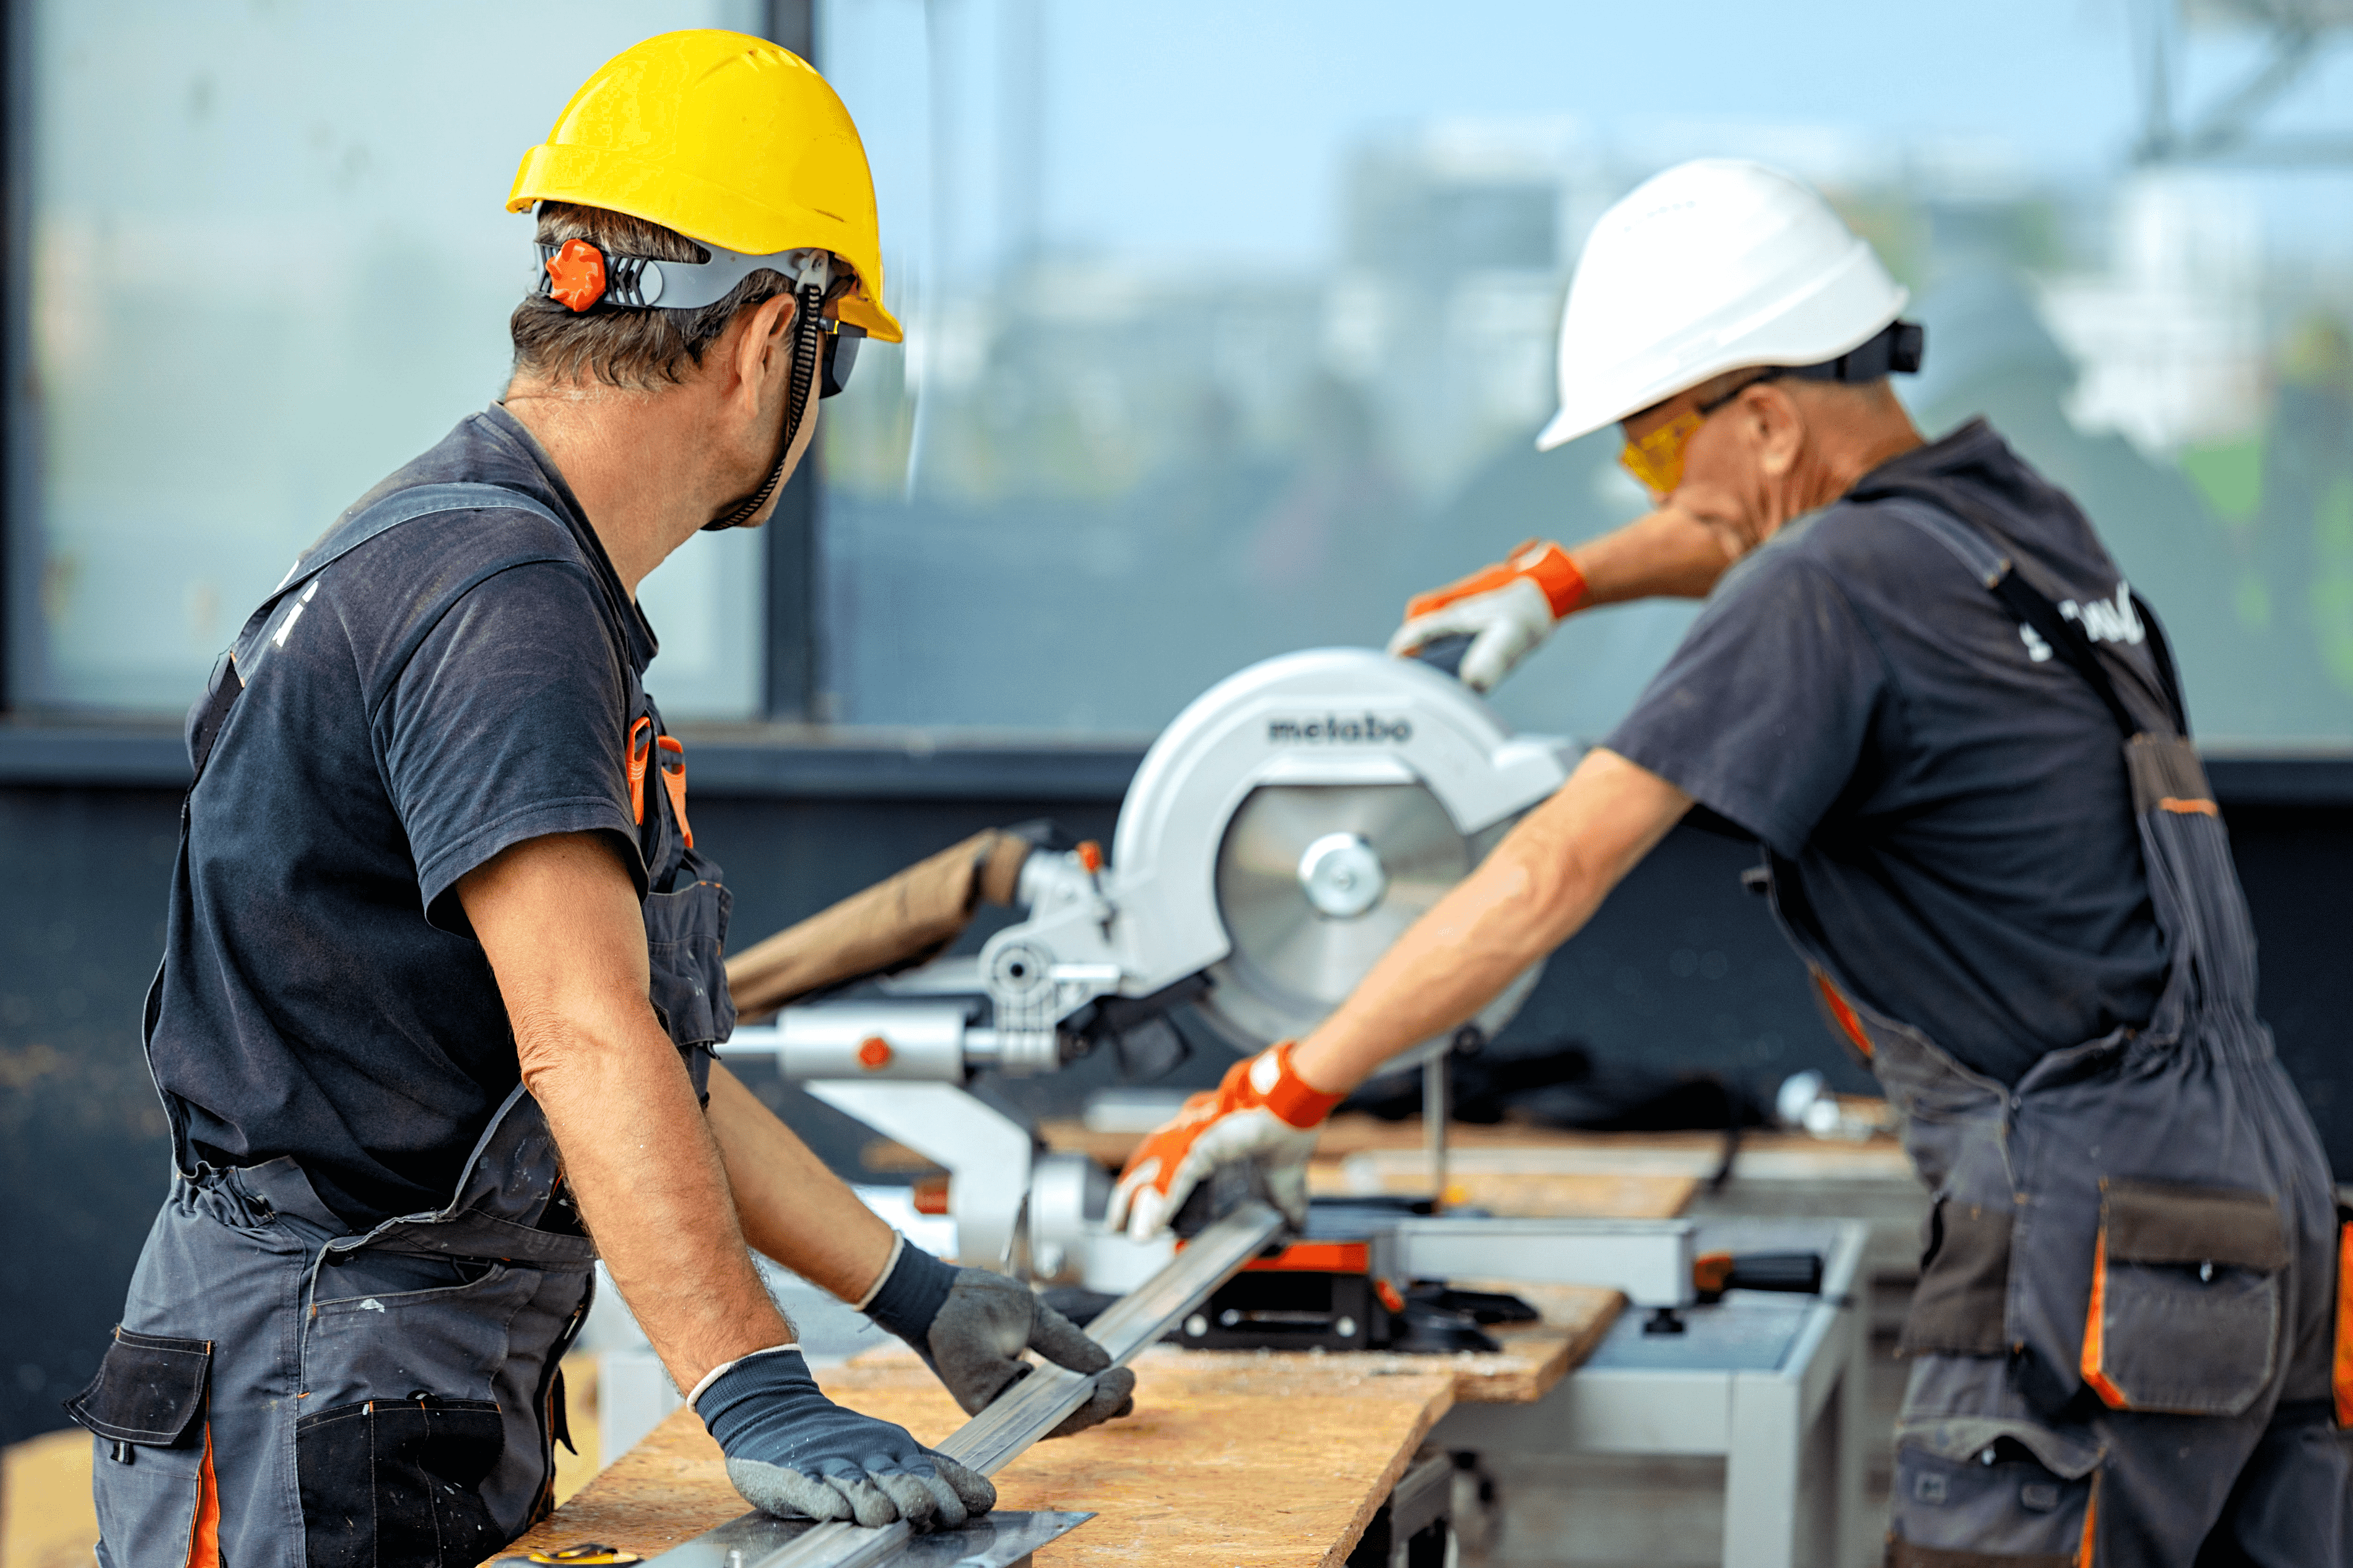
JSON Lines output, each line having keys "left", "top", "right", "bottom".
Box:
{"left": 64, "top": 1327, "right": 211, "bottom": 1446}
{"left": 2104, "top": 1179, "right": 2287, "bottom": 1271}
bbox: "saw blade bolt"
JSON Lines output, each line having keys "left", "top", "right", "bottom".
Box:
{"left": 1297, "top": 831, "right": 1388, "bottom": 919}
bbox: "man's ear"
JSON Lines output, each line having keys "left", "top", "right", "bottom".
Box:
{"left": 1746, "top": 383, "right": 1807, "bottom": 479}
{"left": 726, "top": 292, "right": 799, "bottom": 412}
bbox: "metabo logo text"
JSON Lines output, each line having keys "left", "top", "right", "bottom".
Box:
{"left": 1267, "top": 712, "right": 1413, "bottom": 744}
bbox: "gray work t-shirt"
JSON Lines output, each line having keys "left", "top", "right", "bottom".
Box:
{"left": 147, "top": 406, "right": 677, "bottom": 1228}
{"left": 1604, "top": 420, "right": 2172, "bottom": 1084}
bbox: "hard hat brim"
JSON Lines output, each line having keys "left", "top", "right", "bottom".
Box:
{"left": 1535, "top": 279, "right": 1909, "bottom": 453}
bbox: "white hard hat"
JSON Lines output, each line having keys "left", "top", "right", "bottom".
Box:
{"left": 1536, "top": 159, "right": 1910, "bottom": 452}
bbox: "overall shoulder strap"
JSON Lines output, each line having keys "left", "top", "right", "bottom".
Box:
{"left": 1874, "top": 496, "right": 2176, "bottom": 740}
{"left": 191, "top": 482, "right": 571, "bottom": 781}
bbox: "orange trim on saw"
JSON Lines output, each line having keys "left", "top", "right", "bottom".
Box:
{"left": 1243, "top": 1241, "right": 1370, "bottom": 1274}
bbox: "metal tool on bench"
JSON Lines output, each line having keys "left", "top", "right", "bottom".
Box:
{"left": 719, "top": 646, "right": 1573, "bottom": 1283}
{"left": 621, "top": 1203, "right": 1286, "bottom": 1568}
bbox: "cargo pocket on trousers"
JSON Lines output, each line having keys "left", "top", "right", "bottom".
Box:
{"left": 1901, "top": 1197, "right": 2015, "bottom": 1358}
{"left": 65, "top": 1327, "right": 218, "bottom": 1567}
{"left": 2082, "top": 1179, "right": 2286, "bottom": 1416}
{"left": 297, "top": 1395, "right": 505, "bottom": 1568}
{"left": 1889, "top": 1431, "right": 2097, "bottom": 1567}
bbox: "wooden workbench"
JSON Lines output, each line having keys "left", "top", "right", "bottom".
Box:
{"left": 513, "top": 1122, "right": 1858, "bottom": 1565}
{"left": 506, "top": 1291, "right": 1619, "bottom": 1566}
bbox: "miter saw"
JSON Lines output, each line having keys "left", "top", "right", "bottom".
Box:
{"left": 718, "top": 646, "right": 1572, "bottom": 1288}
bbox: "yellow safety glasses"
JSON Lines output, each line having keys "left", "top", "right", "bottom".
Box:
{"left": 1619, "top": 371, "right": 1784, "bottom": 496}
{"left": 1620, "top": 411, "right": 1705, "bottom": 496}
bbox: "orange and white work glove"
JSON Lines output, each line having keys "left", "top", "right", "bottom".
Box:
{"left": 1106, "top": 1041, "right": 1346, "bottom": 1241}
{"left": 1386, "top": 540, "right": 1586, "bottom": 693}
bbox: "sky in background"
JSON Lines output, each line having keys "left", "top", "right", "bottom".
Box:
{"left": 824, "top": 0, "right": 2353, "bottom": 282}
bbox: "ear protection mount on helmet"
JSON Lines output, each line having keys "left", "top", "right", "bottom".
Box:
{"left": 1779, "top": 319, "right": 1926, "bottom": 386}
{"left": 525, "top": 234, "right": 861, "bottom": 532}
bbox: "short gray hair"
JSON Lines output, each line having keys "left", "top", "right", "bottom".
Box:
{"left": 508, "top": 202, "right": 791, "bottom": 392}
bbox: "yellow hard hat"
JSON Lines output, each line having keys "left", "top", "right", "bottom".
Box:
{"left": 508, "top": 30, "right": 901, "bottom": 344}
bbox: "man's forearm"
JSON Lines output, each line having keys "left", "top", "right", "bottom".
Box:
{"left": 528, "top": 1024, "right": 789, "bottom": 1390}
{"left": 707, "top": 1063, "right": 898, "bottom": 1302}
{"left": 1570, "top": 503, "right": 1751, "bottom": 608}
{"left": 1290, "top": 750, "right": 1690, "bottom": 1096}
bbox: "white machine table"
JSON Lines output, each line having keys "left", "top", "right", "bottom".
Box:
{"left": 1432, "top": 1217, "right": 1876, "bottom": 1568}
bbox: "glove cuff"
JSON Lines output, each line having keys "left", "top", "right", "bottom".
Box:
{"left": 1509, "top": 540, "right": 1588, "bottom": 618}
{"left": 1245, "top": 1041, "right": 1346, "bottom": 1130}
{"left": 861, "top": 1237, "right": 960, "bottom": 1347}
{"left": 694, "top": 1345, "right": 813, "bottom": 1443}
{"left": 1404, "top": 539, "right": 1586, "bottom": 622}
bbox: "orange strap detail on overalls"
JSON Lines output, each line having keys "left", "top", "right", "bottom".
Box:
{"left": 656, "top": 734, "right": 693, "bottom": 849}
{"left": 1811, "top": 970, "right": 1874, "bottom": 1060}
{"left": 190, "top": 1419, "right": 221, "bottom": 1568}
{"left": 627, "top": 717, "right": 653, "bottom": 825}
{"left": 2080, "top": 1227, "right": 2129, "bottom": 1408}
{"left": 2333, "top": 1211, "right": 2353, "bottom": 1427}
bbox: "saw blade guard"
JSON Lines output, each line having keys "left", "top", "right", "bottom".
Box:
{"left": 1106, "top": 647, "right": 1570, "bottom": 1052}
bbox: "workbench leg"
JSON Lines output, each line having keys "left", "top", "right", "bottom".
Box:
{"left": 1722, "top": 1369, "right": 1801, "bottom": 1568}
{"left": 1835, "top": 1306, "right": 1875, "bottom": 1568}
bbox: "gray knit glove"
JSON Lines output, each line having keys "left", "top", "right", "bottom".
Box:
{"left": 862, "top": 1242, "right": 1136, "bottom": 1439}
{"left": 695, "top": 1347, "right": 995, "bottom": 1530}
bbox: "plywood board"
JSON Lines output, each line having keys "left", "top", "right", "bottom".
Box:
{"left": 1305, "top": 1161, "right": 1697, "bottom": 1221}
{"left": 1035, "top": 1115, "right": 1907, "bottom": 1179}
{"left": 499, "top": 1354, "right": 1457, "bottom": 1568}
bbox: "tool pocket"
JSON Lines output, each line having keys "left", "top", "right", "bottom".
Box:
{"left": 2082, "top": 1179, "right": 2286, "bottom": 1416}
{"left": 66, "top": 1327, "right": 218, "bottom": 1567}
{"left": 1900, "top": 1195, "right": 2015, "bottom": 1358}
{"left": 297, "top": 1395, "right": 505, "bottom": 1568}
{"left": 644, "top": 876, "right": 734, "bottom": 1049}
{"left": 1888, "top": 1427, "right": 2098, "bottom": 1566}
{"left": 303, "top": 1262, "right": 534, "bottom": 1410}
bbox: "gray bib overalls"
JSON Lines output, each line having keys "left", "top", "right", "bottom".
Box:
{"left": 67, "top": 485, "right": 734, "bottom": 1567}
{"left": 1787, "top": 498, "right": 2347, "bottom": 1564}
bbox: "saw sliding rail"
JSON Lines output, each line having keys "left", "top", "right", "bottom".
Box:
{"left": 645, "top": 1202, "right": 1286, "bottom": 1568}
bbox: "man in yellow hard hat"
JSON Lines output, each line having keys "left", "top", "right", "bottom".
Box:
{"left": 69, "top": 33, "right": 1126, "bottom": 1562}
{"left": 1112, "top": 161, "right": 2344, "bottom": 1563}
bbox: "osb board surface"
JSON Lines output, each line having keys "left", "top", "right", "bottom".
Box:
{"left": 1030, "top": 1114, "right": 1622, "bottom": 1171}
{"left": 1323, "top": 1128, "right": 1913, "bottom": 1182}
{"left": 500, "top": 1356, "right": 1456, "bottom": 1568}
{"left": 1304, "top": 1163, "right": 1697, "bottom": 1221}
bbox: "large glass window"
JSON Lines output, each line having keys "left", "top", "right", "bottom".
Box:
{"left": 817, "top": 1, "right": 2353, "bottom": 742}
{"left": 13, "top": 0, "right": 767, "bottom": 719}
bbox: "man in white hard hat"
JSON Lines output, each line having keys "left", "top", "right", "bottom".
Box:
{"left": 1108, "top": 160, "right": 2344, "bottom": 1563}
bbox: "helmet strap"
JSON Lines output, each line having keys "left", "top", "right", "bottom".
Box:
{"left": 703, "top": 261, "right": 831, "bottom": 532}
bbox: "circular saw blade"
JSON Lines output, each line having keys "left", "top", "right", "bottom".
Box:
{"left": 1198, "top": 782, "right": 1472, "bottom": 1051}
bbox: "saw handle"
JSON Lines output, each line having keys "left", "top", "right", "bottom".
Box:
{"left": 1407, "top": 633, "right": 1473, "bottom": 680}
{"left": 1692, "top": 1250, "right": 1825, "bottom": 1302}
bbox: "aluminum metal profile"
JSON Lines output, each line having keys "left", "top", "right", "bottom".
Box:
{"left": 935, "top": 1199, "right": 1282, "bottom": 1478}
{"left": 634, "top": 1509, "right": 1092, "bottom": 1568}
{"left": 647, "top": 1202, "right": 1285, "bottom": 1568}
{"left": 1371, "top": 1217, "right": 1698, "bottom": 1308}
